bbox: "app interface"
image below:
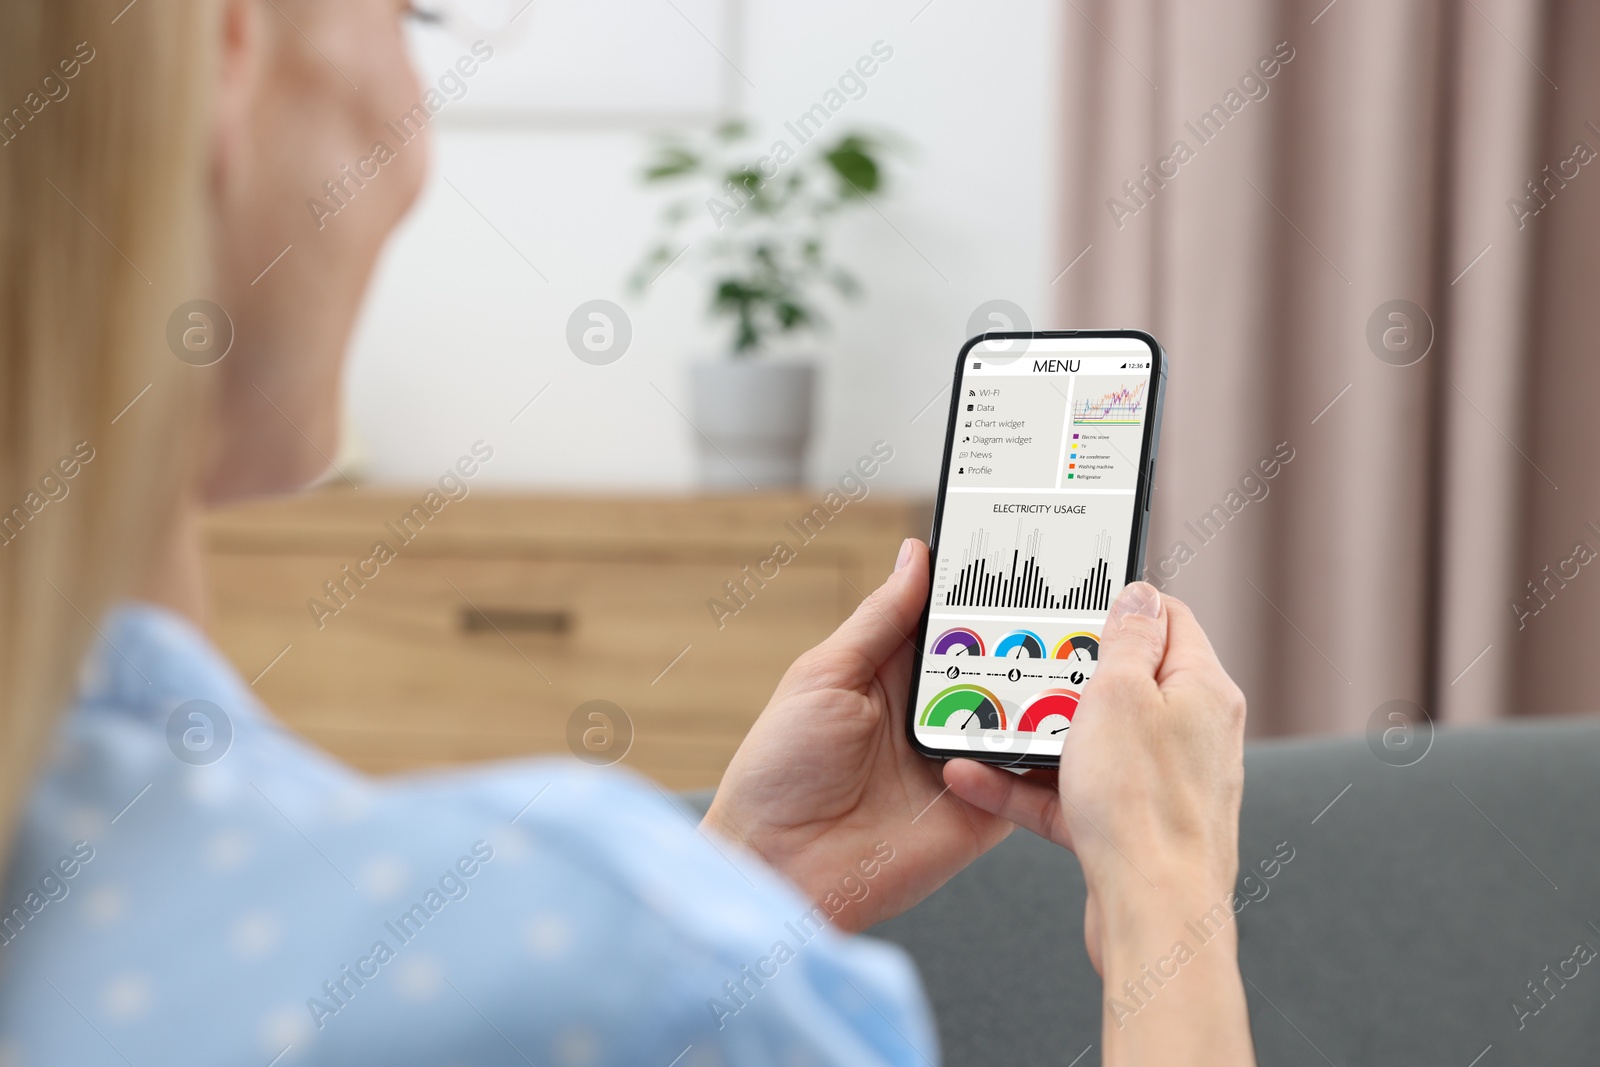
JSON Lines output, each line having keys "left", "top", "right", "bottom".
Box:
{"left": 913, "top": 336, "right": 1158, "bottom": 759}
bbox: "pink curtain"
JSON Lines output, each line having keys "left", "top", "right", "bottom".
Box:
{"left": 1054, "top": 0, "right": 1600, "bottom": 734}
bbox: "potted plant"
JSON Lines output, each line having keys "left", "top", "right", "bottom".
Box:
{"left": 631, "top": 122, "right": 889, "bottom": 489}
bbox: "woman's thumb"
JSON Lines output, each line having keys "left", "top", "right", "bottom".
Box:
{"left": 1095, "top": 581, "right": 1168, "bottom": 681}
{"left": 815, "top": 538, "right": 928, "bottom": 666}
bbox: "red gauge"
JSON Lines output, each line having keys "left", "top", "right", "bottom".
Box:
{"left": 1013, "top": 689, "right": 1080, "bottom": 736}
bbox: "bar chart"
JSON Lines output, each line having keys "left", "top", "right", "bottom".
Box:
{"left": 944, "top": 527, "right": 1113, "bottom": 611}
{"left": 931, "top": 490, "right": 1128, "bottom": 621}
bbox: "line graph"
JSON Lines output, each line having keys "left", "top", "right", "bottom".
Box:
{"left": 1073, "top": 379, "right": 1146, "bottom": 426}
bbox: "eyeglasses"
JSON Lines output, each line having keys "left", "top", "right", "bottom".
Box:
{"left": 406, "top": 0, "right": 533, "bottom": 48}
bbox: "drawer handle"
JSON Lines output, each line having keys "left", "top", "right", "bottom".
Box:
{"left": 459, "top": 608, "right": 572, "bottom": 634}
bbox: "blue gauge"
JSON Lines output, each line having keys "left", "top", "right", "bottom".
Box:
{"left": 995, "top": 629, "right": 1046, "bottom": 659}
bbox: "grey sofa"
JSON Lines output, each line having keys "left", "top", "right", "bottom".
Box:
{"left": 697, "top": 717, "right": 1600, "bottom": 1065}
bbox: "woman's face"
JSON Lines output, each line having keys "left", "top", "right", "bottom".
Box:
{"left": 204, "top": 0, "right": 430, "bottom": 502}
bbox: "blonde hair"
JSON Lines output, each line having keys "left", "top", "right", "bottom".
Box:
{"left": 0, "top": 2, "right": 216, "bottom": 867}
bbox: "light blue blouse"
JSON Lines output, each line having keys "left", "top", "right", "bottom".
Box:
{"left": 0, "top": 604, "right": 937, "bottom": 1065}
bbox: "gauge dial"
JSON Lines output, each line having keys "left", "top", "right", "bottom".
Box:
{"left": 1052, "top": 632, "right": 1100, "bottom": 664}
{"left": 995, "top": 630, "right": 1046, "bottom": 659}
{"left": 931, "top": 627, "right": 985, "bottom": 657}
{"left": 1014, "top": 689, "right": 1080, "bottom": 735}
{"left": 919, "top": 685, "right": 1007, "bottom": 732}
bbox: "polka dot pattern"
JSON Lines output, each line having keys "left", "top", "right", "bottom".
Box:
{"left": 0, "top": 604, "right": 935, "bottom": 1065}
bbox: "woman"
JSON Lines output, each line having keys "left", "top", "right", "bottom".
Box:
{"left": 0, "top": 1, "right": 1254, "bottom": 1063}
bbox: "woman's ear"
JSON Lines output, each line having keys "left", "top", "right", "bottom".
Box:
{"left": 211, "top": 0, "right": 265, "bottom": 198}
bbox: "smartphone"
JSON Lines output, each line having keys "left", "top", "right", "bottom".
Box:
{"left": 905, "top": 330, "right": 1167, "bottom": 766}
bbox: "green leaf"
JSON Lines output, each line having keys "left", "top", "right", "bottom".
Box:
{"left": 825, "top": 136, "right": 881, "bottom": 195}
{"left": 643, "top": 147, "right": 701, "bottom": 181}
{"left": 775, "top": 301, "right": 811, "bottom": 329}
{"left": 725, "top": 168, "right": 765, "bottom": 199}
{"left": 730, "top": 308, "right": 761, "bottom": 351}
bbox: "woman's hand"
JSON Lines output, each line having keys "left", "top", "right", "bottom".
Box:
{"left": 944, "top": 582, "right": 1247, "bottom": 965}
{"left": 702, "top": 539, "right": 1014, "bottom": 932}
{"left": 944, "top": 582, "right": 1255, "bottom": 1065}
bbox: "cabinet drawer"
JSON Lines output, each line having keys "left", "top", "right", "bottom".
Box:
{"left": 208, "top": 551, "right": 851, "bottom": 788}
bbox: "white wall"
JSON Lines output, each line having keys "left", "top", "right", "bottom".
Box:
{"left": 343, "top": 0, "right": 1062, "bottom": 492}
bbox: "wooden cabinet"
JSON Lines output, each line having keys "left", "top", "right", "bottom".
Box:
{"left": 203, "top": 490, "right": 930, "bottom": 789}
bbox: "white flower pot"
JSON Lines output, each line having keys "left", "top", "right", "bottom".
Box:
{"left": 688, "top": 361, "right": 816, "bottom": 489}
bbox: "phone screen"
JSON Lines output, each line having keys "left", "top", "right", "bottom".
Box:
{"left": 907, "top": 332, "right": 1165, "bottom": 764}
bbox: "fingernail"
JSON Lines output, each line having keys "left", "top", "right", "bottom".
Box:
{"left": 1109, "top": 581, "right": 1161, "bottom": 623}
{"left": 894, "top": 538, "right": 915, "bottom": 572}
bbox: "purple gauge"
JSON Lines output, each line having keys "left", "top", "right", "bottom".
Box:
{"left": 931, "top": 627, "right": 985, "bottom": 657}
